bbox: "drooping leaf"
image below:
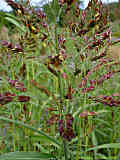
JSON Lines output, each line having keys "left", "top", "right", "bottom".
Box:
{"left": 5, "top": 17, "right": 25, "bottom": 32}
{"left": 86, "top": 143, "right": 120, "bottom": 152}
{"left": 0, "top": 151, "right": 55, "bottom": 160}
{"left": 0, "top": 116, "right": 60, "bottom": 148}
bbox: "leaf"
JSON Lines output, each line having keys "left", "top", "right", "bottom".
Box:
{"left": 31, "top": 135, "right": 60, "bottom": 148}
{"left": 0, "top": 152, "right": 55, "bottom": 160}
{"left": 95, "top": 153, "right": 108, "bottom": 160}
{"left": 5, "top": 13, "right": 19, "bottom": 22}
{"left": 0, "top": 116, "right": 60, "bottom": 148}
{"left": 86, "top": 143, "right": 120, "bottom": 152}
{"left": 77, "top": 156, "right": 93, "bottom": 160}
{"left": 5, "top": 17, "right": 25, "bottom": 32}
{"left": 91, "top": 132, "right": 98, "bottom": 155}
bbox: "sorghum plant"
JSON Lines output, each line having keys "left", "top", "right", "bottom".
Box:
{"left": 0, "top": 0, "right": 120, "bottom": 159}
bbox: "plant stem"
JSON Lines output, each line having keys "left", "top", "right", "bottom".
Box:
{"left": 63, "top": 140, "right": 68, "bottom": 160}
{"left": 55, "top": 7, "right": 62, "bottom": 54}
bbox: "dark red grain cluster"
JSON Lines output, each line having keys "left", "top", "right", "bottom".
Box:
{"left": 1, "top": 41, "right": 23, "bottom": 53}
{"left": 89, "top": 95, "right": 120, "bottom": 107}
{"left": 0, "top": 92, "right": 30, "bottom": 105}
{"left": 59, "top": 114, "right": 75, "bottom": 141}
{"left": 7, "top": 78, "right": 26, "bottom": 92}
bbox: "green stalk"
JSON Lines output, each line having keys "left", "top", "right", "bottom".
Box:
{"left": 55, "top": 7, "right": 62, "bottom": 54}
{"left": 55, "top": 24, "right": 58, "bottom": 54}
{"left": 26, "top": 63, "right": 30, "bottom": 88}
{"left": 63, "top": 140, "right": 68, "bottom": 160}
{"left": 32, "top": 60, "right": 35, "bottom": 80}
{"left": 76, "top": 119, "right": 82, "bottom": 160}
{"left": 54, "top": 6, "right": 64, "bottom": 115}
{"left": 13, "top": 125, "right": 16, "bottom": 152}
{"left": 54, "top": 6, "right": 68, "bottom": 159}
{"left": 57, "top": 59, "right": 68, "bottom": 160}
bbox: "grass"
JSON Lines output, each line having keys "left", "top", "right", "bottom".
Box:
{"left": 0, "top": 0, "right": 120, "bottom": 160}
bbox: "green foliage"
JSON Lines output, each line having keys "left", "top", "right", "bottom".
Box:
{"left": 43, "top": 0, "right": 60, "bottom": 23}
{"left": 43, "top": 0, "right": 83, "bottom": 26}
{"left": 5, "top": 13, "right": 25, "bottom": 32}
{"left": 0, "top": 11, "right": 13, "bottom": 31}
{"left": 0, "top": 152, "right": 55, "bottom": 160}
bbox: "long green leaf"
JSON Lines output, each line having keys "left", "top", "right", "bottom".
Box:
{"left": 0, "top": 152, "right": 55, "bottom": 160}
{"left": 0, "top": 116, "right": 60, "bottom": 148}
{"left": 86, "top": 143, "right": 120, "bottom": 152}
{"left": 5, "top": 17, "right": 25, "bottom": 32}
{"left": 5, "top": 13, "right": 20, "bottom": 22}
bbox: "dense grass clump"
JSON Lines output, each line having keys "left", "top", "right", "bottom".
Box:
{"left": 0, "top": 0, "right": 120, "bottom": 159}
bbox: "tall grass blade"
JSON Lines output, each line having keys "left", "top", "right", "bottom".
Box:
{"left": 5, "top": 17, "right": 25, "bottom": 32}
{"left": 0, "top": 116, "right": 60, "bottom": 148}
{"left": 0, "top": 151, "right": 55, "bottom": 160}
{"left": 86, "top": 143, "right": 120, "bottom": 152}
